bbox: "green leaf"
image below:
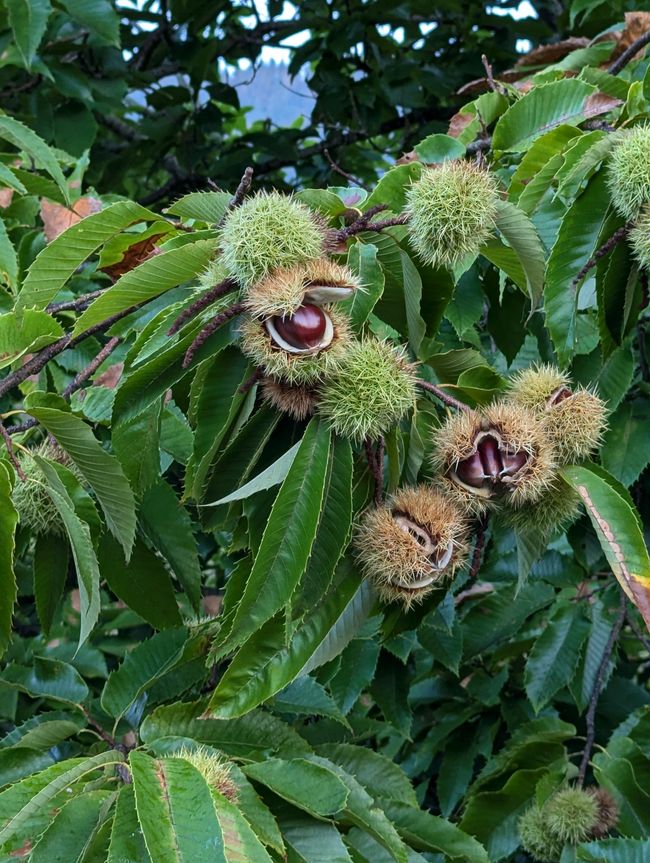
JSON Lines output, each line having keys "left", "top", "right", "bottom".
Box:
{"left": 207, "top": 570, "right": 364, "bottom": 718}
{"left": 130, "top": 752, "right": 226, "bottom": 863}
{"left": 593, "top": 737, "right": 650, "bottom": 836}
{"left": 207, "top": 441, "right": 300, "bottom": 506}
{"left": 544, "top": 171, "right": 611, "bottom": 366}
{"left": 16, "top": 201, "right": 157, "bottom": 315}
{"left": 217, "top": 419, "right": 331, "bottom": 655}
{"left": 0, "top": 309, "right": 64, "bottom": 369}
{"left": 602, "top": 400, "right": 650, "bottom": 487}
{"left": 167, "top": 191, "right": 231, "bottom": 223}
{"left": 569, "top": 598, "right": 617, "bottom": 713}
{"left": 414, "top": 134, "right": 466, "bottom": 163}
{"left": 271, "top": 676, "right": 349, "bottom": 726}
{"left": 243, "top": 758, "right": 349, "bottom": 818}
{"left": 0, "top": 748, "right": 54, "bottom": 788}
{"left": 561, "top": 465, "right": 650, "bottom": 629}
{"left": 140, "top": 699, "right": 311, "bottom": 758}
{"left": 33, "top": 533, "right": 68, "bottom": 637}
{"left": 492, "top": 79, "right": 597, "bottom": 152}
{"left": 108, "top": 785, "right": 151, "bottom": 863}
{"left": 0, "top": 464, "right": 17, "bottom": 659}
{"left": 32, "top": 456, "right": 101, "bottom": 647}
{"left": 212, "top": 790, "right": 274, "bottom": 863}
{"left": 5, "top": 0, "right": 51, "bottom": 69}
{"left": 73, "top": 238, "right": 218, "bottom": 336}
{"left": 364, "top": 163, "right": 422, "bottom": 212}
{"left": 280, "top": 815, "right": 352, "bottom": 863}
{"left": 99, "top": 536, "right": 182, "bottom": 630}
{"left": 112, "top": 316, "right": 238, "bottom": 425}
{"left": 492, "top": 199, "right": 545, "bottom": 306}
{"left": 341, "top": 242, "right": 384, "bottom": 331}
{"left": 316, "top": 744, "right": 418, "bottom": 808}
{"left": 112, "top": 399, "right": 162, "bottom": 496}
{"left": 26, "top": 404, "right": 136, "bottom": 558}
{"left": 509, "top": 126, "right": 580, "bottom": 203}
{"left": 577, "top": 839, "right": 650, "bottom": 862}
{"left": 384, "top": 801, "right": 489, "bottom": 863}
{"left": 0, "top": 217, "right": 18, "bottom": 291}
{"left": 139, "top": 479, "right": 202, "bottom": 612}
{"left": 2, "top": 657, "right": 88, "bottom": 704}
{"left": 524, "top": 602, "right": 590, "bottom": 712}
{"left": 0, "top": 750, "right": 122, "bottom": 848}
{"left": 401, "top": 250, "right": 425, "bottom": 355}
{"left": 185, "top": 348, "right": 249, "bottom": 501}
{"left": 60, "top": 0, "right": 120, "bottom": 46}
{"left": 0, "top": 711, "right": 85, "bottom": 750}
{"left": 101, "top": 628, "right": 189, "bottom": 720}
{"left": 30, "top": 790, "right": 109, "bottom": 863}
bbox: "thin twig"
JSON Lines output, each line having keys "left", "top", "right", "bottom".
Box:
{"left": 47, "top": 289, "right": 105, "bottom": 314}
{"left": 182, "top": 302, "right": 245, "bottom": 369}
{"left": 239, "top": 367, "right": 264, "bottom": 394}
{"left": 608, "top": 30, "right": 650, "bottom": 75}
{"left": 416, "top": 379, "right": 472, "bottom": 413}
{"left": 62, "top": 337, "right": 121, "bottom": 398}
{"left": 468, "top": 515, "right": 489, "bottom": 579}
{"left": 335, "top": 212, "right": 409, "bottom": 242}
{"left": 167, "top": 278, "right": 238, "bottom": 336}
{"left": 577, "top": 593, "right": 627, "bottom": 787}
{"left": 571, "top": 223, "right": 632, "bottom": 291}
{"left": 0, "top": 422, "right": 26, "bottom": 479}
{"left": 626, "top": 609, "right": 650, "bottom": 655}
{"left": 228, "top": 167, "right": 254, "bottom": 210}
{"left": 480, "top": 54, "right": 506, "bottom": 95}
{"left": 323, "top": 148, "right": 367, "bottom": 189}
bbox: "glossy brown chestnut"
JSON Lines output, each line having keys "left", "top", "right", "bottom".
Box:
{"left": 454, "top": 432, "right": 530, "bottom": 492}
{"left": 270, "top": 303, "right": 326, "bottom": 350}
{"left": 548, "top": 385, "right": 573, "bottom": 406}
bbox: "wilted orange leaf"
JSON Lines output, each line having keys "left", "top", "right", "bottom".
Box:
{"left": 40, "top": 196, "right": 102, "bottom": 243}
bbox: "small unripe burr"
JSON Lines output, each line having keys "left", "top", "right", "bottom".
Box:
{"left": 405, "top": 160, "right": 498, "bottom": 270}
{"left": 261, "top": 377, "right": 318, "bottom": 421}
{"left": 544, "top": 787, "right": 599, "bottom": 845}
{"left": 239, "top": 304, "right": 352, "bottom": 385}
{"left": 171, "top": 746, "right": 238, "bottom": 801}
{"left": 219, "top": 191, "right": 325, "bottom": 288}
{"left": 519, "top": 805, "right": 563, "bottom": 863}
{"left": 607, "top": 124, "right": 650, "bottom": 220}
{"left": 507, "top": 364, "right": 607, "bottom": 464}
{"left": 12, "top": 443, "right": 81, "bottom": 536}
{"left": 499, "top": 475, "right": 582, "bottom": 537}
{"left": 317, "top": 338, "right": 417, "bottom": 442}
{"left": 630, "top": 203, "right": 650, "bottom": 270}
{"left": 432, "top": 402, "right": 555, "bottom": 515}
{"left": 586, "top": 787, "right": 619, "bottom": 839}
{"left": 354, "top": 485, "right": 469, "bottom": 607}
{"left": 245, "top": 259, "right": 360, "bottom": 319}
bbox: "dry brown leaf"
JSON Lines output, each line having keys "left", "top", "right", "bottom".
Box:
{"left": 94, "top": 362, "right": 124, "bottom": 389}
{"left": 0, "top": 188, "right": 14, "bottom": 208}
{"left": 396, "top": 150, "right": 419, "bottom": 165}
{"left": 447, "top": 111, "right": 475, "bottom": 139}
{"left": 515, "top": 37, "right": 589, "bottom": 68}
{"left": 457, "top": 69, "right": 526, "bottom": 96}
{"left": 40, "top": 196, "right": 102, "bottom": 243}
{"left": 584, "top": 92, "right": 623, "bottom": 118}
{"left": 101, "top": 234, "right": 165, "bottom": 281}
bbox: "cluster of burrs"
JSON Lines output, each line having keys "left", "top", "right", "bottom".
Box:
{"left": 353, "top": 365, "right": 607, "bottom": 608}
{"left": 519, "top": 786, "right": 619, "bottom": 861}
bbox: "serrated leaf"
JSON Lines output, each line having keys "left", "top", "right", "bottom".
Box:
{"left": 544, "top": 171, "right": 611, "bottom": 366}
{"left": 509, "top": 126, "right": 580, "bottom": 203}
{"left": 33, "top": 533, "right": 68, "bottom": 637}
{"left": 17, "top": 201, "right": 158, "bottom": 314}
{"left": 30, "top": 790, "right": 109, "bottom": 863}
{"left": 384, "top": 801, "right": 489, "bottom": 863}
{"left": 561, "top": 465, "right": 650, "bottom": 630}
{"left": 130, "top": 753, "right": 226, "bottom": 863}
{"left": 602, "top": 400, "right": 650, "bottom": 487}
{"left": 60, "top": 0, "right": 120, "bottom": 46}
{"left": 577, "top": 838, "right": 650, "bottom": 861}
{"left": 0, "top": 309, "right": 64, "bottom": 369}
{"left": 244, "top": 758, "right": 349, "bottom": 818}
{"left": 212, "top": 789, "right": 274, "bottom": 863}
{"left": 167, "top": 191, "right": 231, "bottom": 223}
{"left": 524, "top": 602, "right": 590, "bottom": 712}
{"left": 492, "top": 199, "right": 545, "bottom": 306}
{"left": 341, "top": 242, "right": 384, "bottom": 331}
{"left": 0, "top": 463, "right": 17, "bottom": 659}
{"left": 316, "top": 744, "right": 418, "bottom": 808}
{"left": 73, "top": 238, "right": 218, "bottom": 336}
{"left": 414, "top": 133, "right": 466, "bottom": 163}
{"left": 108, "top": 785, "right": 151, "bottom": 863}
{"left": 216, "top": 419, "right": 331, "bottom": 656}
{"left": 2, "top": 657, "right": 88, "bottom": 704}
{"left": 27, "top": 406, "right": 136, "bottom": 558}
{"left": 207, "top": 441, "right": 300, "bottom": 506}
{"left": 492, "top": 79, "right": 597, "bottom": 152}
{"left": 207, "top": 569, "right": 364, "bottom": 718}
{"left": 0, "top": 217, "right": 18, "bottom": 291}
{"left": 0, "top": 750, "right": 122, "bottom": 848}
{"left": 0, "top": 711, "right": 85, "bottom": 750}
{"left": 101, "top": 628, "right": 189, "bottom": 720}
{"left": 5, "top": 0, "right": 51, "bottom": 69}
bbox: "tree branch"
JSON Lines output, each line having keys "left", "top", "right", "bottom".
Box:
{"left": 167, "top": 278, "right": 238, "bottom": 336}
{"left": 608, "top": 29, "right": 650, "bottom": 75}
{"left": 62, "top": 337, "right": 121, "bottom": 399}
{"left": 416, "top": 380, "right": 472, "bottom": 413}
{"left": 182, "top": 302, "right": 245, "bottom": 369}
{"left": 577, "top": 593, "right": 627, "bottom": 787}
{"left": 570, "top": 223, "right": 632, "bottom": 291}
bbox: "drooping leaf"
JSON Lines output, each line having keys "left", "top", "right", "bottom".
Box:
{"left": 243, "top": 758, "right": 349, "bottom": 818}
{"left": 59, "top": 0, "right": 120, "bottom": 46}
{"left": 2, "top": 657, "right": 89, "bottom": 705}
{"left": 29, "top": 790, "right": 110, "bottom": 863}
{"left": 5, "top": 0, "right": 51, "bottom": 68}
{"left": 0, "top": 463, "right": 17, "bottom": 659}
{"left": 492, "top": 199, "right": 545, "bottom": 306}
